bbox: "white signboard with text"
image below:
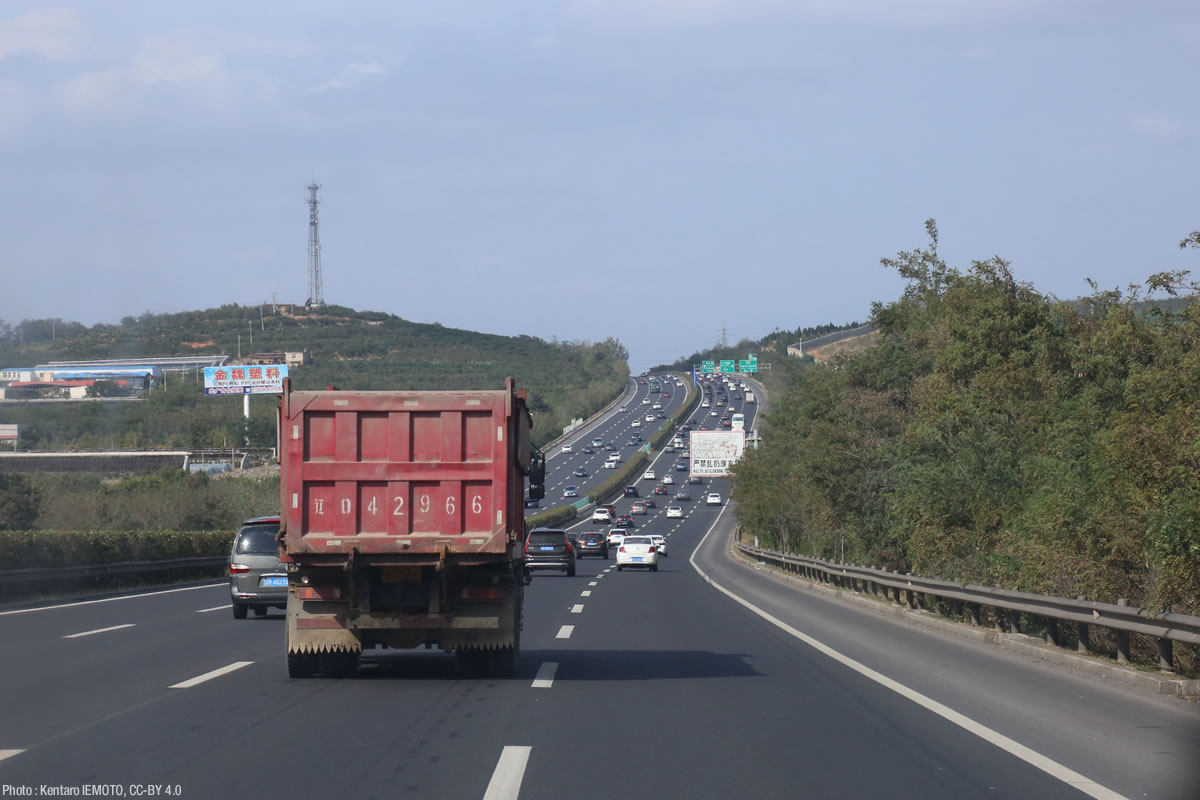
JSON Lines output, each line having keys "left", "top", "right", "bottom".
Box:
{"left": 204, "top": 364, "right": 288, "bottom": 395}
{"left": 689, "top": 430, "right": 745, "bottom": 477}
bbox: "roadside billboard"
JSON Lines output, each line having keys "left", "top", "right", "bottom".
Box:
{"left": 203, "top": 364, "right": 288, "bottom": 395}
{"left": 689, "top": 430, "right": 745, "bottom": 477}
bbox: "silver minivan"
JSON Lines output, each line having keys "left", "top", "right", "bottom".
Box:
{"left": 228, "top": 515, "right": 287, "bottom": 619}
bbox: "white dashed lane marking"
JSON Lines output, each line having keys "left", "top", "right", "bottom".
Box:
{"left": 63, "top": 624, "right": 135, "bottom": 639}
{"left": 570, "top": 604, "right": 584, "bottom": 614}
{"left": 556, "top": 625, "right": 574, "bottom": 639}
{"left": 588, "top": 581, "right": 598, "bottom": 586}
{"left": 169, "top": 661, "right": 254, "bottom": 689}
{"left": 0, "top": 750, "right": 25, "bottom": 762}
{"left": 581, "top": 590, "right": 592, "bottom": 597}
{"left": 196, "top": 604, "right": 231, "bottom": 613}
{"left": 483, "top": 746, "right": 532, "bottom": 800}
{"left": 531, "top": 662, "right": 558, "bottom": 689}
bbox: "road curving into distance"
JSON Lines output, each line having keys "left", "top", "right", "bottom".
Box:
{"left": 0, "top": 373, "right": 1195, "bottom": 799}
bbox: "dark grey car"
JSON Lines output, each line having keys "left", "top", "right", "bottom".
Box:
{"left": 228, "top": 515, "right": 287, "bottom": 619}
{"left": 524, "top": 528, "right": 577, "bottom": 576}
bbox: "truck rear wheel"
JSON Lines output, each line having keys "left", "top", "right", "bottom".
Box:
{"left": 287, "top": 651, "right": 317, "bottom": 678}
{"left": 319, "top": 651, "right": 359, "bottom": 678}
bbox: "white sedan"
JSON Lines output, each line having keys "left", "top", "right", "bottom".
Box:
{"left": 561, "top": 444, "right": 573, "bottom": 453}
{"left": 616, "top": 535, "right": 659, "bottom": 571}
{"left": 607, "top": 528, "right": 627, "bottom": 547}
{"left": 631, "top": 420, "right": 642, "bottom": 428}
{"left": 666, "top": 506, "right": 683, "bottom": 519}
{"left": 706, "top": 492, "right": 722, "bottom": 506}
{"left": 645, "top": 414, "right": 655, "bottom": 422}
{"left": 660, "top": 475, "right": 674, "bottom": 485}
{"left": 648, "top": 534, "right": 668, "bottom": 557}
{"left": 642, "top": 470, "right": 656, "bottom": 481}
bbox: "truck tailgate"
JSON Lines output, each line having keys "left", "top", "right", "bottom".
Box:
{"left": 281, "top": 387, "right": 524, "bottom": 556}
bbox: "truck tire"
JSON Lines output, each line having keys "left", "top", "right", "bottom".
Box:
{"left": 232, "top": 603, "right": 248, "bottom": 620}
{"left": 320, "top": 651, "right": 359, "bottom": 678}
{"left": 287, "top": 651, "right": 317, "bottom": 678}
{"left": 456, "top": 648, "right": 487, "bottom": 677}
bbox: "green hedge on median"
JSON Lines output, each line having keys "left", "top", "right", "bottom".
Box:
{"left": 524, "top": 504, "right": 578, "bottom": 530}
{"left": 0, "top": 529, "right": 231, "bottom": 570}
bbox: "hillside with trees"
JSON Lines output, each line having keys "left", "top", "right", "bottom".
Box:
{"left": 733, "top": 221, "right": 1200, "bottom": 640}
{"left": 0, "top": 305, "right": 629, "bottom": 450}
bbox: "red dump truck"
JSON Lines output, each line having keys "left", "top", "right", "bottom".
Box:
{"left": 278, "top": 378, "right": 545, "bottom": 678}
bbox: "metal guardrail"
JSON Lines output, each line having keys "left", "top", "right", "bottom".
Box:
{"left": 0, "top": 556, "right": 227, "bottom": 584}
{"left": 736, "top": 542, "right": 1200, "bottom": 673}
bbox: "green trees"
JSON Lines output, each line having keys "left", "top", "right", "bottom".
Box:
{"left": 0, "top": 306, "right": 630, "bottom": 450}
{"left": 0, "top": 473, "right": 40, "bottom": 530}
{"left": 734, "top": 222, "right": 1200, "bottom": 617}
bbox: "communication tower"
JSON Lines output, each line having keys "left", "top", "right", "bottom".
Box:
{"left": 305, "top": 183, "right": 324, "bottom": 308}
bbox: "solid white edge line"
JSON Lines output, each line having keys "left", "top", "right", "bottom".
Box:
{"left": 63, "top": 623, "right": 136, "bottom": 639}
{"left": 0, "top": 582, "right": 226, "bottom": 616}
{"left": 570, "top": 604, "right": 584, "bottom": 614}
{"left": 688, "top": 507, "right": 1128, "bottom": 800}
{"left": 169, "top": 660, "right": 254, "bottom": 689}
{"left": 482, "top": 745, "right": 532, "bottom": 800}
{"left": 0, "top": 749, "right": 25, "bottom": 762}
{"left": 531, "top": 661, "right": 558, "bottom": 689}
{"left": 556, "top": 625, "right": 574, "bottom": 639}
{"left": 196, "top": 604, "right": 232, "bottom": 613}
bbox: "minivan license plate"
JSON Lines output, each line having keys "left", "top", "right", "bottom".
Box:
{"left": 262, "top": 577, "right": 287, "bottom": 587}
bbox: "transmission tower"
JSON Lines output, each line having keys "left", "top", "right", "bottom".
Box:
{"left": 305, "top": 183, "right": 324, "bottom": 308}
{"left": 718, "top": 327, "right": 728, "bottom": 348}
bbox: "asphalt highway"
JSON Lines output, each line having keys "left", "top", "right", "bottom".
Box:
{"left": 1, "top": 376, "right": 1195, "bottom": 799}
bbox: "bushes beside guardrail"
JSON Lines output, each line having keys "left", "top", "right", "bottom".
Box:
{"left": 0, "top": 529, "right": 231, "bottom": 602}
{"left": 525, "top": 505, "right": 578, "bottom": 530}
{"left": 589, "top": 452, "right": 650, "bottom": 506}
{"left": 0, "top": 529, "right": 229, "bottom": 570}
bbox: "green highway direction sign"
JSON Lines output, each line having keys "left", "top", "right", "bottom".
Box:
{"left": 738, "top": 361, "right": 758, "bottom": 373}
{"left": 701, "top": 360, "right": 715, "bottom": 373}
{"left": 719, "top": 360, "right": 735, "bottom": 373}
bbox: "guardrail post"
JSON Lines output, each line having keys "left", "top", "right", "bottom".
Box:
{"left": 1158, "top": 638, "right": 1175, "bottom": 674}
{"left": 1008, "top": 610, "right": 1021, "bottom": 634}
{"left": 1076, "top": 596, "right": 1090, "bottom": 654}
{"left": 1115, "top": 598, "right": 1130, "bottom": 663}
{"left": 1044, "top": 617, "right": 1057, "bottom": 647}
{"left": 966, "top": 603, "right": 980, "bottom": 626}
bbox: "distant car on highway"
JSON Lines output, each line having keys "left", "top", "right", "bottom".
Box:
{"left": 648, "top": 534, "right": 668, "bottom": 557}
{"left": 577, "top": 532, "right": 609, "bottom": 559}
{"left": 642, "top": 470, "right": 656, "bottom": 481}
{"left": 592, "top": 437, "right": 605, "bottom": 447}
{"left": 631, "top": 501, "right": 647, "bottom": 515}
{"left": 561, "top": 444, "right": 573, "bottom": 453}
{"left": 574, "top": 467, "right": 588, "bottom": 477}
{"left": 563, "top": 485, "right": 578, "bottom": 498}
{"left": 674, "top": 489, "right": 691, "bottom": 501}
{"left": 666, "top": 506, "right": 683, "bottom": 519}
{"left": 525, "top": 528, "right": 576, "bottom": 577}
{"left": 653, "top": 485, "right": 669, "bottom": 495}
{"left": 229, "top": 515, "right": 287, "bottom": 619}
{"left": 607, "top": 527, "right": 627, "bottom": 547}
{"left": 616, "top": 535, "right": 659, "bottom": 572}
{"left": 592, "top": 508, "right": 613, "bottom": 524}
{"left": 707, "top": 492, "right": 722, "bottom": 506}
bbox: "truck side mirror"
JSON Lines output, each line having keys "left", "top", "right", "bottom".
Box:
{"left": 528, "top": 448, "right": 545, "bottom": 500}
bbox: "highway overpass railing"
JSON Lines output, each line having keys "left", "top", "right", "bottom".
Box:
{"left": 735, "top": 541, "right": 1200, "bottom": 675}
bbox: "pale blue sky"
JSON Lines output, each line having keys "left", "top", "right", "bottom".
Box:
{"left": 2, "top": 2, "right": 1197, "bottom": 372}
